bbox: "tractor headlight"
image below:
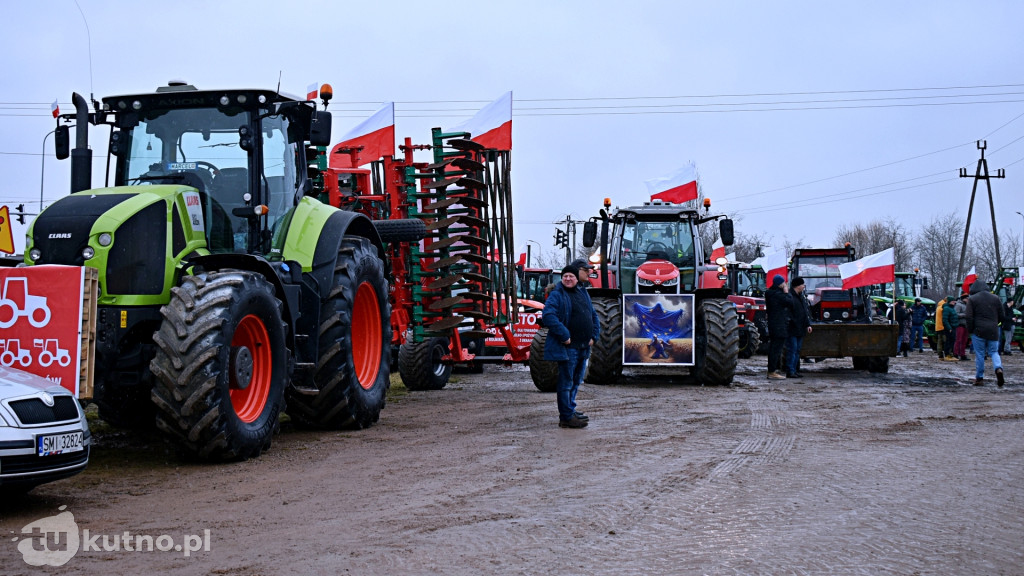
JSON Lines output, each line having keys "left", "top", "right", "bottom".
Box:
{"left": 823, "top": 311, "right": 831, "bottom": 319}
{"left": 637, "top": 277, "right": 655, "bottom": 286}
{"left": 98, "top": 232, "right": 112, "bottom": 247}
{"left": 29, "top": 248, "right": 41, "bottom": 261}
{"left": 842, "top": 311, "right": 850, "bottom": 319}
{"left": 81, "top": 246, "right": 95, "bottom": 260}
{"left": 663, "top": 277, "right": 678, "bottom": 286}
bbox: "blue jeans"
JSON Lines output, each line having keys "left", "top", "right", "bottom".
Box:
{"left": 911, "top": 325, "right": 925, "bottom": 351}
{"left": 557, "top": 347, "right": 589, "bottom": 420}
{"left": 971, "top": 335, "right": 1002, "bottom": 379}
{"left": 785, "top": 335, "right": 803, "bottom": 375}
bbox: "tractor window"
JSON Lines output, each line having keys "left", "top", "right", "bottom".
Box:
{"left": 259, "top": 114, "right": 300, "bottom": 232}
{"left": 621, "top": 220, "right": 694, "bottom": 267}
{"left": 795, "top": 256, "right": 847, "bottom": 293}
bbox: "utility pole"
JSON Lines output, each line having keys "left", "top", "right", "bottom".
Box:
{"left": 957, "top": 140, "right": 1005, "bottom": 280}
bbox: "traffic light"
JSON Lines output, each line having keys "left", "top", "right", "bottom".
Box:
{"left": 15, "top": 204, "right": 25, "bottom": 225}
{"left": 554, "top": 229, "right": 568, "bottom": 248}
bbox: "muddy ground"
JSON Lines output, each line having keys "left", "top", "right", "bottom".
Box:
{"left": 2, "top": 350, "right": 1023, "bottom": 575}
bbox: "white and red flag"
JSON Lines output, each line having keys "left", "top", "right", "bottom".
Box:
{"left": 306, "top": 83, "right": 319, "bottom": 101}
{"left": 516, "top": 244, "right": 527, "bottom": 267}
{"left": 329, "top": 102, "right": 395, "bottom": 169}
{"left": 961, "top": 266, "right": 977, "bottom": 294}
{"left": 645, "top": 164, "right": 699, "bottom": 204}
{"left": 448, "top": 91, "right": 512, "bottom": 151}
{"left": 701, "top": 238, "right": 728, "bottom": 288}
{"left": 839, "top": 247, "right": 895, "bottom": 290}
{"left": 51, "top": 99, "right": 60, "bottom": 118}
{"left": 753, "top": 249, "right": 789, "bottom": 283}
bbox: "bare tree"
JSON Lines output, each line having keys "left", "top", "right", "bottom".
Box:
{"left": 914, "top": 212, "right": 965, "bottom": 295}
{"left": 832, "top": 217, "right": 914, "bottom": 270}
{"left": 968, "top": 229, "right": 1023, "bottom": 285}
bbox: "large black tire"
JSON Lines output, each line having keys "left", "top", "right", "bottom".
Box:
{"left": 150, "top": 272, "right": 287, "bottom": 461}
{"left": 852, "top": 356, "right": 869, "bottom": 370}
{"left": 288, "top": 237, "right": 392, "bottom": 428}
{"left": 755, "top": 316, "right": 770, "bottom": 354}
{"left": 528, "top": 327, "right": 558, "bottom": 392}
{"left": 585, "top": 296, "right": 624, "bottom": 385}
{"left": 867, "top": 356, "right": 890, "bottom": 374}
{"left": 373, "top": 218, "right": 427, "bottom": 243}
{"left": 692, "top": 298, "right": 739, "bottom": 386}
{"left": 738, "top": 323, "right": 760, "bottom": 359}
{"left": 399, "top": 337, "right": 452, "bottom": 391}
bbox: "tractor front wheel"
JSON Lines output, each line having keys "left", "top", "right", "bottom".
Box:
{"left": 150, "top": 271, "right": 287, "bottom": 461}
{"left": 585, "top": 296, "right": 623, "bottom": 384}
{"left": 738, "top": 324, "right": 760, "bottom": 359}
{"left": 692, "top": 298, "right": 739, "bottom": 386}
{"left": 287, "top": 237, "right": 391, "bottom": 428}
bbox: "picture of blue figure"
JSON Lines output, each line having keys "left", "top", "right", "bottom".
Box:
{"left": 648, "top": 336, "right": 670, "bottom": 359}
{"left": 623, "top": 295, "right": 695, "bottom": 365}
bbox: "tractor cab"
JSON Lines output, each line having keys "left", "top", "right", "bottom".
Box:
{"left": 791, "top": 247, "right": 871, "bottom": 322}
{"left": 609, "top": 204, "right": 699, "bottom": 293}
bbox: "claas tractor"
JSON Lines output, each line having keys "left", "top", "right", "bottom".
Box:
{"left": 27, "top": 83, "right": 421, "bottom": 460}
{"left": 725, "top": 262, "right": 768, "bottom": 358}
{"left": 322, "top": 131, "right": 527, "bottom": 389}
{"left": 788, "top": 246, "right": 897, "bottom": 372}
{"left": 528, "top": 197, "right": 739, "bottom": 391}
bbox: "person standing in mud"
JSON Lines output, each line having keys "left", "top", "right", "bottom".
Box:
{"left": 542, "top": 265, "right": 601, "bottom": 428}
{"left": 965, "top": 280, "right": 1006, "bottom": 387}
{"left": 910, "top": 298, "right": 928, "bottom": 352}
{"left": 785, "top": 277, "right": 812, "bottom": 378}
{"left": 764, "top": 274, "right": 792, "bottom": 380}
{"left": 894, "top": 301, "right": 911, "bottom": 357}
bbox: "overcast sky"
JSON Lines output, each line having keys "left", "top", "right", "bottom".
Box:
{"left": 2, "top": 1, "right": 1023, "bottom": 262}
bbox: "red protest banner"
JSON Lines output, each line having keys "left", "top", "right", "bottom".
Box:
{"left": 0, "top": 266, "right": 85, "bottom": 396}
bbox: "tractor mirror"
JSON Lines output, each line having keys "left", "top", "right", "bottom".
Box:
{"left": 309, "top": 110, "right": 332, "bottom": 146}
{"left": 582, "top": 221, "right": 597, "bottom": 247}
{"left": 922, "top": 277, "right": 929, "bottom": 290}
{"left": 719, "top": 218, "right": 735, "bottom": 246}
{"left": 55, "top": 125, "right": 70, "bottom": 160}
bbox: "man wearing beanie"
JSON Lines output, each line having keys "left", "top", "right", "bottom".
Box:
{"left": 542, "top": 265, "right": 601, "bottom": 427}
{"left": 764, "top": 274, "right": 792, "bottom": 380}
{"left": 786, "top": 276, "right": 813, "bottom": 377}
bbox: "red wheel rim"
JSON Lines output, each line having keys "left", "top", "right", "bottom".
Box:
{"left": 352, "top": 281, "right": 382, "bottom": 390}
{"left": 230, "top": 314, "right": 272, "bottom": 423}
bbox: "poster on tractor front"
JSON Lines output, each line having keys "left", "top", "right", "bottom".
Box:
{"left": 0, "top": 266, "right": 84, "bottom": 396}
{"left": 623, "top": 294, "right": 695, "bottom": 366}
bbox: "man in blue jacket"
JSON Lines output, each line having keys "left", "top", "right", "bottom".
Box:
{"left": 910, "top": 298, "right": 929, "bottom": 352}
{"left": 542, "top": 265, "right": 601, "bottom": 428}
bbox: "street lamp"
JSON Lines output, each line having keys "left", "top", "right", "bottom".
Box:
{"left": 525, "top": 240, "right": 542, "bottom": 268}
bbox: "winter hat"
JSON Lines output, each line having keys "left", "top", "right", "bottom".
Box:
{"left": 772, "top": 274, "right": 784, "bottom": 287}
{"left": 791, "top": 277, "right": 805, "bottom": 288}
{"left": 561, "top": 265, "right": 578, "bottom": 276}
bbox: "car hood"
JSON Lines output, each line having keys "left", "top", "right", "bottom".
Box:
{"left": 0, "top": 366, "right": 73, "bottom": 399}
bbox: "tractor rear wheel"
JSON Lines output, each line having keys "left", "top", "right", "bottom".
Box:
{"left": 528, "top": 327, "right": 558, "bottom": 392}
{"left": 867, "top": 356, "right": 890, "bottom": 373}
{"left": 738, "top": 323, "right": 760, "bottom": 359}
{"left": 398, "top": 337, "right": 452, "bottom": 391}
{"left": 150, "top": 271, "right": 287, "bottom": 461}
{"left": 288, "top": 237, "right": 391, "bottom": 428}
{"left": 693, "top": 298, "right": 739, "bottom": 386}
{"left": 585, "top": 296, "right": 623, "bottom": 385}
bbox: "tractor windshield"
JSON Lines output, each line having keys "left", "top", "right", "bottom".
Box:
{"left": 737, "top": 268, "right": 766, "bottom": 296}
{"left": 894, "top": 275, "right": 916, "bottom": 299}
{"left": 620, "top": 220, "right": 695, "bottom": 267}
{"left": 794, "top": 256, "right": 847, "bottom": 294}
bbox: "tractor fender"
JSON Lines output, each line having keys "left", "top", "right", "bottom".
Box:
{"left": 186, "top": 253, "right": 301, "bottom": 329}
{"left": 584, "top": 287, "right": 621, "bottom": 301}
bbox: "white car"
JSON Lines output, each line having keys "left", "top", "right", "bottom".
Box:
{"left": 0, "top": 366, "right": 90, "bottom": 492}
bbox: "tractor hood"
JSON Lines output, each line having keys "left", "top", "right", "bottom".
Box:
{"left": 27, "top": 191, "right": 135, "bottom": 266}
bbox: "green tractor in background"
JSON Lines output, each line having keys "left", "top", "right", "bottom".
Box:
{"left": 991, "top": 267, "right": 1024, "bottom": 351}
{"left": 27, "top": 83, "right": 418, "bottom": 460}
{"left": 868, "top": 270, "right": 937, "bottom": 343}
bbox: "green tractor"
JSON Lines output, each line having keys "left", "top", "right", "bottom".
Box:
{"left": 27, "top": 83, "right": 415, "bottom": 460}
{"left": 991, "top": 267, "right": 1024, "bottom": 351}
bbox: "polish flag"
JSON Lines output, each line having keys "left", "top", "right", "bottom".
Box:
{"left": 839, "top": 247, "right": 895, "bottom": 290}
{"left": 701, "top": 238, "right": 727, "bottom": 288}
{"left": 306, "top": 83, "right": 319, "bottom": 101}
{"left": 516, "top": 246, "right": 527, "bottom": 267}
{"left": 51, "top": 99, "right": 60, "bottom": 118}
{"left": 645, "top": 164, "right": 699, "bottom": 204}
{"left": 961, "top": 266, "right": 977, "bottom": 294}
{"left": 724, "top": 252, "right": 736, "bottom": 263}
{"left": 448, "top": 92, "right": 512, "bottom": 151}
{"left": 753, "top": 249, "right": 789, "bottom": 284}
{"left": 329, "top": 103, "right": 395, "bottom": 169}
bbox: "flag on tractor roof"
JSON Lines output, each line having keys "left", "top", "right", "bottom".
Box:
{"left": 753, "top": 249, "right": 789, "bottom": 283}
{"left": 306, "top": 83, "right": 318, "bottom": 101}
{"left": 51, "top": 99, "right": 59, "bottom": 119}
{"left": 330, "top": 102, "right": 395, "bottom": 169}
{"left": 645, "top": 164, "right": 698, "bottom": 204}
{"left": 838, "top": 247, "right": 895, "bottom": 290}
{"left": 447, "top": 92, "right": 512, "bottom": 151}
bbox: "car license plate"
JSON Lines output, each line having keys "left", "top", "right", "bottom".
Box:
{"left": 37, "top": 431, "right": 84, "bottom": 456}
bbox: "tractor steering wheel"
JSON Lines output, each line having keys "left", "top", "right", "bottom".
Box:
{"left": 645, "top": 242, "right": 669, "bottom": 255}
{"left": 191, "top": 161, "right": 220, "bottom": 190}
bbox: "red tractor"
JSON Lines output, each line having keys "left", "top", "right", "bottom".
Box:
{"left": 321, "top": 131, "right": 530, "bottom": 389}
{"left": 725, "top": 262, "right": 768, "bottom": 358}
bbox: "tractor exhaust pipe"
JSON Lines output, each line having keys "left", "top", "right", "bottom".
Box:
{"left": 70, "top": 92, "right": 92, "bottom": 194}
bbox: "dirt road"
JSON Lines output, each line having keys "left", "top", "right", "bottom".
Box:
{"left": 3, "top": 352, "right": 1023, "bottom": 575}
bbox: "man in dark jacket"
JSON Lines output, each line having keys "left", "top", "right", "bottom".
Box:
{"left": 764, "top": 274, "right": 792, "bottom": 380}
{"left": 941, "top": 296, "right": 959, "bottom": 361}
{"left": 1000, "top": 300, "right": 1015, "bottom": 356}
{"left": 785, "top": 277, "right": 813, "bottom": 377}
{"left": 910, "top": 298, "right": 928, "bottom": 352}
{"left": 965, "top": 281, "right": 1006, "bottom": 387}
{"left": 542, "top": 265, "right": 601, "bottom": 427}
